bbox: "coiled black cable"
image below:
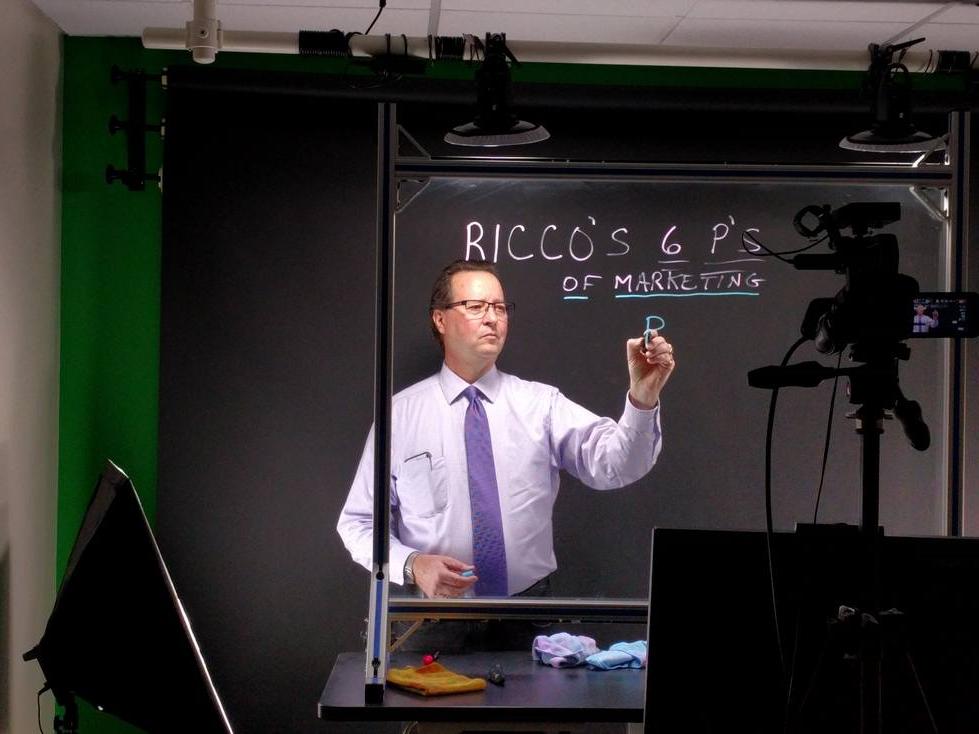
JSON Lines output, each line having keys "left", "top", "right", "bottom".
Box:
{"left": 428, "top": 35, "right": 466, "bottom": 61}
{"left": 298, "top": 29, "right": 354, "bottom": 57}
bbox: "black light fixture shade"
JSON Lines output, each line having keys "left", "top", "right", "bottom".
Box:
{"left": 444, "top": 119, "right": 550, "bottom": 147}
{"left": 840, "top": 39, "right": 945, "bottom": 154}
{"left": 839, "top": 128, "right": 945, "bottom": 153}
{"left": 445, "top": 33, "right": 550, "bottom": 148}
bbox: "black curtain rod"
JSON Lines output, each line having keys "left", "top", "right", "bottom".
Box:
{"left": 163, "top": 65, "right": 977, "bottom": 114}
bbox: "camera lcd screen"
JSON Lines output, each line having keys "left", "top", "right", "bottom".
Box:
{"left": 911, "top": 294, "right": 976, "bottom": 338}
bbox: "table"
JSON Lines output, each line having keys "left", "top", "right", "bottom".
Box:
{"left": 318, "top": 651, "right": 644, "bottom": 725}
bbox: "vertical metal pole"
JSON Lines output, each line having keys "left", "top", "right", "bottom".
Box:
{"left": 365, "top": 101, "right": 397, "bottom": 705}
{"left": 945, "top": 110, "right": 970, "bottom": 537}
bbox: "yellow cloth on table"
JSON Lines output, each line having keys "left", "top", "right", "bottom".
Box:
{"left": 386, "top": 662, "right": 487, "bottom": 696}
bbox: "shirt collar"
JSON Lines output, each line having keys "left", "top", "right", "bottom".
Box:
{"left": 438, "top": 363, "right": 502, "bottom": 404}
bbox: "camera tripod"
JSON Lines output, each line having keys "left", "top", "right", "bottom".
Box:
{"left": 780, "top": 347, "right": 937, "bottom": 734}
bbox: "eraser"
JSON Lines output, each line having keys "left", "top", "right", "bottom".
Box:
{"left": 460, "top": 570, "right": 474, "bottom": 577}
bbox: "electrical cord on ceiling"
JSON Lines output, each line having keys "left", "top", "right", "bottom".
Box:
{"left": 365, "top": 0, "right": 387, "bottom": 35}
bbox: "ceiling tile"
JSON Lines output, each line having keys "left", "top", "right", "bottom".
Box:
{"left": 915, "top": 22, "right": 979, "bottom": 49}
{"left": 30, "top": 0, "right": 190, "bottom": 35}
{"left": 927, "top": 4, "right": 979, "bottom": 22}
{"left": 439, "top": 10, "right": 679, "bottom": 44}
{"left": 34, "top": 0, "right": 433, "bottom": 36}
{"left": 665, "top": 17, "right": 913, "bottom": 49}
{"left": 216, "top": 5, "right": 430, "bottom": 34}
{"left": 441, "top": 0, "right": 697, "bottom": 15}
{"left": 688, "top": 1, "right": 945, "bottom": 23}
{"left": 223, "top": 0, "right": 430, "bottom": 8}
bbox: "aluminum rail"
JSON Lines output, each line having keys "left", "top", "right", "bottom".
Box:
{"left": 388, "top": 597, "right": 649, "bottom": 623}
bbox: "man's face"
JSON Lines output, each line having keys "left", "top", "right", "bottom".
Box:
{"left": 433, "top": 271, "right": 509, "bottom": 370}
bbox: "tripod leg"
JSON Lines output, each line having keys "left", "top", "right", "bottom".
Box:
{"left": 879, "top": 609, "right": 938, "bottom": 734}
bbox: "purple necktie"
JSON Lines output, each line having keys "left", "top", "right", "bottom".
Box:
{"left": 462, "top": 386, "right": 508, "bottom": 596}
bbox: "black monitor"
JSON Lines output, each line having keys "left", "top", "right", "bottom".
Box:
{"left": 24, "top": 461, "right": 233, "bottom": 733}
{"left": 644, "top": 527, "right": 979, "bottom": 734}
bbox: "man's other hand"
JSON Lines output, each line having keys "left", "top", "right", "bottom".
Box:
{"left": 412, "top": 554, "right": 478, "bottom": 598}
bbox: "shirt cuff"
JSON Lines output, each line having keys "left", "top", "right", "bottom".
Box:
{"left": 620, "top": 392, "right": 661, "bottom": 433}
{"left": 388, "top": 543, "right": 415, "bottom": 586}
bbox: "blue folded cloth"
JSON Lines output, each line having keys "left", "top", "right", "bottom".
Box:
{"left": 585, "top": 640, "right": 647, "bottom": 670}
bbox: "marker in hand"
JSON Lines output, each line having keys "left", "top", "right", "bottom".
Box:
{"left": 643, "top": 328, "right": 661, "bottom": 352}
{"left": 643, "top": 316, "right": 666, "bottom": 351}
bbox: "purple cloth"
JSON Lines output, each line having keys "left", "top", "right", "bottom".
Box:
{"left": 533, "top": 633, "right": 600, "bottom": 668}
{"left": 463, "top": 386, "right": 508, "bottom": 596}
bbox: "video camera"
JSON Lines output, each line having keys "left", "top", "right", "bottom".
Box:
{"left": 790, "top": 202, "right": 978, "bottom": 356}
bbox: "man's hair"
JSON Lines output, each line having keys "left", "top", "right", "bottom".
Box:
{"left": 429, "top": 259, "right": 502, "bottom": 348}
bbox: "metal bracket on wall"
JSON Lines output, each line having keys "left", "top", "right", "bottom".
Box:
{"left": 105, "top": 66, "right": 164, "bottom": 192}
{"left": 394, "top": 125, "right": 431, "bottom": 214}
{"left": 908, "top": 185, "right": 949, "bottom": 223}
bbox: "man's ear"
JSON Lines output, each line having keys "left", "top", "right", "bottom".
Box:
{"left": 432, "top": 309, "right": 446, "bottom": 335}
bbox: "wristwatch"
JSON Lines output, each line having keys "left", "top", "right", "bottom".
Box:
{"left": 404, "top": 552, "right": 419, "bottom": 585}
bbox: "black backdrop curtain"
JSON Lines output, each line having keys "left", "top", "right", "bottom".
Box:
{"left": 159, "top": 72, "right": 958, "bottom": 732}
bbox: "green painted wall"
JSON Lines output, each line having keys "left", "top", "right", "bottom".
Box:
{"left": 59, "top": 36, "right": 173, "bottom": 734}
{"left": 60, "top": 39, "right": 167, "bottom": 577}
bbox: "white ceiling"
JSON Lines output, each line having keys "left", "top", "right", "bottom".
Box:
{"left": 28, "top": 0, "right": 979, "bottom": 58}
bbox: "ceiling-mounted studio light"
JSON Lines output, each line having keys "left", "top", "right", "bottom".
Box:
{"left": 840, "top": 38, "right": 946, "bottom": 154}
{"left": 445, "top": 33, "right": 550, "bottom": 148}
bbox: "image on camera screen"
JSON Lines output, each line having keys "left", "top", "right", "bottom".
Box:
{"left": 910, "top": 295, "right": 974, "bottom": 338}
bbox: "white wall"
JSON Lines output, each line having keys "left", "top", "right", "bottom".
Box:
{"left": 0, "top": 0, "right": 62, "bottom": 731}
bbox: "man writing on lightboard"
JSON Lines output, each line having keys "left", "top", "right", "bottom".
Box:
{"left": 337, "top": 259, "right": 675, "bottom": 598}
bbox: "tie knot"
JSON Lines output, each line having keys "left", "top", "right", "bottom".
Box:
{"left": 463, "top": 385, "right": 481, "bottom": 404}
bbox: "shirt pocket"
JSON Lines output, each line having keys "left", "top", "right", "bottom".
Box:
{"left": 396, "top": 452, "right": 448, "bottom": 519}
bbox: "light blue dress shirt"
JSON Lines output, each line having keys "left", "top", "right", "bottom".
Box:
{"left": 337, "top": 363, "right": 663, "bottom": 595}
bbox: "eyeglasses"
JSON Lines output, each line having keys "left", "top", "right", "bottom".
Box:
{"left": 440, "top": 300, "right": 515, "bottom": 320}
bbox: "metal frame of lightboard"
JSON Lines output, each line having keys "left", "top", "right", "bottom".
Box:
{"left": 364, "top": 101, "right": 971, "bottom": 701}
